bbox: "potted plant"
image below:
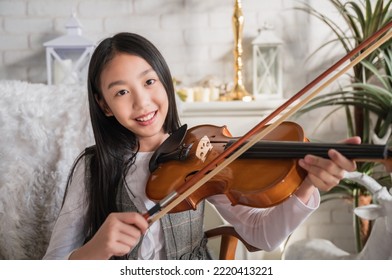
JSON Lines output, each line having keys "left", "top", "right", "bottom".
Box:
{"left": 295, "top": 0, "right": 392, "bottom": 251}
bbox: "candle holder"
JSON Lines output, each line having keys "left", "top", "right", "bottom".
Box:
{"left": 43, "top": 14, "right": 95, "bottom": 85}
{"left": 252, "top": 23, "right": 283, "bottom": 100}
{"left": 227, "top": 0, "right": 252, "bottom": 101}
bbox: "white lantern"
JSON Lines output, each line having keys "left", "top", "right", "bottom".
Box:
{"left": 44, "top": 14, "right": 95, "bottom": 85}
{"left": 252, "top": 24, "right": 283, "bottom": 100}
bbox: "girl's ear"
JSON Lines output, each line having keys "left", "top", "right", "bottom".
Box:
{"left": 94, "top": 94, "right": 113, "bottom": 117}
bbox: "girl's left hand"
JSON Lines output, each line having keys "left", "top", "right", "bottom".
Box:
{"left": 295, "top": 136, "right": 360, "bottom": 202}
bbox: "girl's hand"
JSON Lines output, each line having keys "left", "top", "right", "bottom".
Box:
{"left": 69, "top": 212, "right": 149, "bottom": 260}
{"left": 295, "top": 136, "right": 360, "bottom": 202}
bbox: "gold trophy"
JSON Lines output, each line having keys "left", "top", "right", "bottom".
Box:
{"left": 228, "top": 0, "right": 252, "bottom": 101}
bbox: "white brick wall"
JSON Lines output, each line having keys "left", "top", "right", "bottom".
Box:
{"left": 1, "top": 0, "right": 346, "bottom": 92}
{"left": 0, "top": 0, "right": 359, "bottom": 258}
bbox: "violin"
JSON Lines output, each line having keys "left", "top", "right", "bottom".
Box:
{"left": 142, "top": 21, "right": 392, "bottom": 224}
{"left": 146, "top": 122, "right": 392, "bottom": 213}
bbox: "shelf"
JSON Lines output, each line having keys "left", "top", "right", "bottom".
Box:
{"left": 178, "top": 99, "right": 286, "bottom": 117}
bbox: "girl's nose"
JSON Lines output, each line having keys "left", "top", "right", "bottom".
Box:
{"left": 132, "top": 87, "right": 150, "bottom": 109}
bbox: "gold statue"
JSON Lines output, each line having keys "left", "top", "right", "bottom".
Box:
{"left": 228, "top": 0, "right": 252, "bottom": 101}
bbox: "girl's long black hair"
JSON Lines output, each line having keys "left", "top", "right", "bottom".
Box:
{"left": 64, "top": 32, "right": 181, "bottom": 243}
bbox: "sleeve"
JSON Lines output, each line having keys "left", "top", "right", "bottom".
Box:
{"left": 42, "top": 159, "right": 88, "bottom": 259}
{"left": 207, "top": 190, "right": 320, "bottom": 252}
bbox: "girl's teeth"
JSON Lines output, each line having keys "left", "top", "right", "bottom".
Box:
{"left": 137, "top": 112, "right": 155, "bottom": 122}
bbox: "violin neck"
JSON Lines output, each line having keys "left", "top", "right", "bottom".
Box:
{"left": 225, "top": 141, "right": 391, "bottom": 160}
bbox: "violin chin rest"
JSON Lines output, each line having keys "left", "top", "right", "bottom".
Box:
{"left": 149, "top": 124, "right": 188, "bottom": 172}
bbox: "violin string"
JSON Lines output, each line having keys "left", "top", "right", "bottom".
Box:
{"left": 146, "top": 25, "right": 392, "bottom": 224}
{"left": 239, "top": 142, "right": 386, "bottom": 159}
{"left": 242, "top": 153, "right": 384, "bottom": 159}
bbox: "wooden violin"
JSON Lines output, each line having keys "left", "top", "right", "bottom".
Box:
{"left": 145, "top": 122, "right": 392, "bottom": 213}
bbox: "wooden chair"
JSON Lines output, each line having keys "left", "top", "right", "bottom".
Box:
{"left": 205, "top": 225, "right": 261, "bottom": 260}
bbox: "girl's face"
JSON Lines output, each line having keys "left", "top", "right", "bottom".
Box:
{"left": 98, "top": 53, "right": 169, "bottom": 152}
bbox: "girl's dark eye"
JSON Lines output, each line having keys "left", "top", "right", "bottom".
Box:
{"left": 146, "top": 79, "right": 156, "bottom": 86}
{"left": 116, "top": 89, "right": 128, "bottom": 96}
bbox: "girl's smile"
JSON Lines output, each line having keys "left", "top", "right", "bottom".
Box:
{"left": 135, "top": 111, "right": 157, "bottom": 125}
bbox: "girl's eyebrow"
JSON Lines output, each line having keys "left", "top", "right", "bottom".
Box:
{"left": 106, "top": 68, "right": 155, "bottom": 90}
{"left": 139, "top": 68, "right": 154, "bottom": 78}
{"left": 107, "top": 80, "right": 127, "bottom": 90}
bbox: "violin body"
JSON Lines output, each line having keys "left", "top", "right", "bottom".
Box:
{"left": 146, "top": 122, "right": 308, "bottom": 212}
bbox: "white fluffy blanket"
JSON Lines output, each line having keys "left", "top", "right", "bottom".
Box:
{"left": 0, "top": 80, "right": 94, "bottom": 259}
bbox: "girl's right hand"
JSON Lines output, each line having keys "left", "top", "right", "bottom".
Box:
{"left": 69, "top": 212, "right": 149, "bottom": 260}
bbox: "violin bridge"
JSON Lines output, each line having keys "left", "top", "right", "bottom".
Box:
{"left": 196, "top": 135, "right": 213, "bottom": 162}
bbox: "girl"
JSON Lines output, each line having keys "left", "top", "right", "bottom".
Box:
{"left": 43, "top": 32, "right": 359, "bottom": 260}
